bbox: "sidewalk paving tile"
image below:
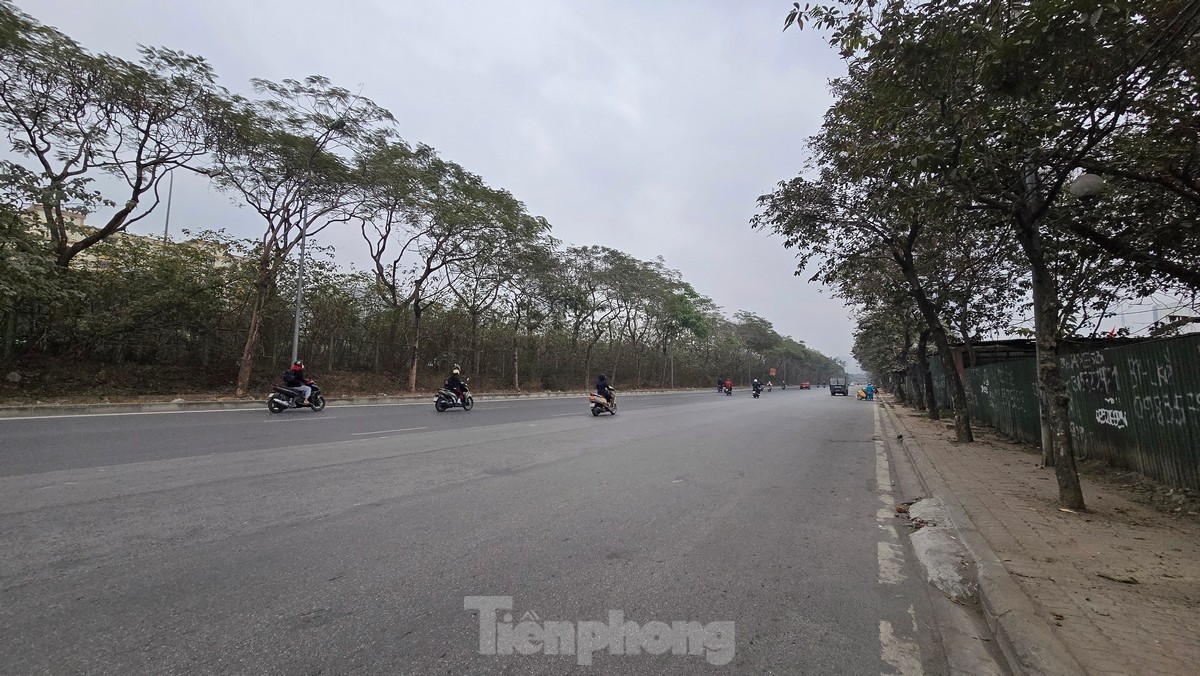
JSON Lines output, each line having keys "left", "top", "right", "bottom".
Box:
{"left": 887, "top": 400, "right": 1200, "bottom": 675}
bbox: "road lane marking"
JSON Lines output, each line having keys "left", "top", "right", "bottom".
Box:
{"left": 877, "top": 542, "right": 906, "bottom": 584}
{"left": 875, "top": 405, "right": 924, "bottom": 674}
{"left": 880, "top": 620, "right": 923, "bottom": 675}
{"left": 874, "top": 405, "right": 892, "bottom": 494}
{"left": 350, "top": 427, "right": 427, "bottom": 436}
{"left": 0, "top": 408, "right": 267, "bottom": 422}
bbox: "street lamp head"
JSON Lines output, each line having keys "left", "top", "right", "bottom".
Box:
{"left": 1068, "top": 172, "right": 1105, "bottom": 198}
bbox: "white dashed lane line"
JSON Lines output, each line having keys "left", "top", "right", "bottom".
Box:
{"left": 874, "top": 404, "right": 923, "bottom": 675}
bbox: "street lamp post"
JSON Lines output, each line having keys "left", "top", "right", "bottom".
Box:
{"left": 290, "top": 118, "right": 347, "bottom": 364}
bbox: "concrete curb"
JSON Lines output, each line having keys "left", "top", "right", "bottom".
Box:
{"left": 880, "top": 400, "right": 1086, "bottom": 676}
{"left": 0, "top": 388, "right": 706, "bottom": 418}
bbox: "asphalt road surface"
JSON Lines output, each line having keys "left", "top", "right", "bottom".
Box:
{"left": 1, "top": 389, "right": 946, "bottom": 674}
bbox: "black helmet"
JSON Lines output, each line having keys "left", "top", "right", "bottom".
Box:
{"left": 599, "top": 373, "right": 607, "bottom": 379}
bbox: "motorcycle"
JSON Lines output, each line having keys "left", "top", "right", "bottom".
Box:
{"left": 782, "top": 383, "right": 787, "bottom": 390}
{"left": 752, "top": 386, "right": 762, "bottom": 399}
{"left": 435, "top": 379, "right": 474, "bottom": 412}
{"left": 767, "top": 383, "right": 773, "bottom": 393}
{"left": 589, "top": 389, "right": 617, "bottom": 416}
{"left": 724, "top": 386, "right": 733, "bottom": 396}
{"left": 267, "top": 381, "right": 326, "bottom": 413}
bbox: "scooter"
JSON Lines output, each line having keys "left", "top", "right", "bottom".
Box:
{"left": 724, "top": 386, "right": 732, "bottom": 396}
{"left": 589, "top": 390, "right": 617, "bottom": 416}
{"left": 752, "top": 386, "right": 763, "bottom": 399}
{"left": 435, "top": 379, "right": 474, "bottom": 412}
{"left": 267, "top": 382, "right": 326, "bottom": 413}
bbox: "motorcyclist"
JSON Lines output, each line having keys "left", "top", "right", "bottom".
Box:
{"left": 597, "top": 373, "right": 615, "bottom": 406}
{"left": 752, "top": 378, "right": 763, "bottom": 394}
{"left": 724, "top": 378, "right": 733, "bottom": 393}
{"left": 445, "top": 365, "right": 466, "bottom": 403}
{"left": 284, "top": 360, "right": 312, "bottom": 406}
{"left": 717, "top": 377, "right": 724, "bottom": 393}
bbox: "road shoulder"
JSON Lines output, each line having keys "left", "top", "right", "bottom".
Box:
{"left": 881, "top": 395, "right": 1200, "bottom": 675}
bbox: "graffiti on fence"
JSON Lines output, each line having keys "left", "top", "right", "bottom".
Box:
{"left": 1094, "top": 408, "right": 1129, "bottom": 429}
{"left": 1131, "top": 393, "right": 1188, "bottom": 427}
{"left": 1127, "top": 355, "right": 1174, "bottom": 390}
{"left": 1065, "top": 351, "right": 1120, "bottom": 395}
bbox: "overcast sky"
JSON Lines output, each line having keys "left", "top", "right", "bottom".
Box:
{"left": 18, "top": 0, "right": 861, "bottom": 368}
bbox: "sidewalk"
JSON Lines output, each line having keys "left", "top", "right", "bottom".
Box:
{"left": 882, "top": 396, "right": 1200, "bottom": 675}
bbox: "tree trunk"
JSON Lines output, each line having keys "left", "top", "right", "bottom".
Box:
{"left": 235, "top": 266, "right": 274, "bottom": 397}
{"left": 2, "top": 306, "right": 14, "bottom": 362}
{"left": 469, "top": 310, "right": 482, "bottom": 384}
{"left": 895, "top": 324, "right": 913, "bottom": 403}
{"left": 660, "top": 344, "right": 669, "bottom": 388}
{"left": 387, "top": 310, "right": 403, "bottom": 371}
{"left": 1016, "top": 214, "right": 1085, "bottom": 509}
{"left": 511, "top": 305, "right": 522, "bottom": 391}
{"left": 897, "top": 251, "right": 970, "bottom": 440}
{"left": 407, "top": 298, "right": 422, "bottom": 392}
{"left": 916, "top": 329, "right": 938, "bottom": 419}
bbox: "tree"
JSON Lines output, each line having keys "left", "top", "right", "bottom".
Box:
{"left": 209, "top": 76, "right": 393, "bottom": 396}
{"left": 0, "top": 2, "right": 229, "bottom": 268}
{"left": 784, "top": 0, "right": 1200, "bottom": 508}
{"left": 358, "top": 140, "right": 544, "bottom": 391}
{"left": 754, "top": 169, "right": 979, "bottom": 441}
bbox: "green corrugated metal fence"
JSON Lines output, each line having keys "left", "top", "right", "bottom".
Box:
{"left": 1060, "top": 335, "right": 1200, "bottom": 489}
{"left": 966, "top": 359, "right": 1041, "bottom": 445}
{"left": 961, "top": 334, "right": 1200, "bottom": 489}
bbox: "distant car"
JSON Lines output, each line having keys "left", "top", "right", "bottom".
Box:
{"left": 829, "top": 378, "right": 849, "bottom": 396}
{"left": 800, "top": 381, "right": 811, "bottom": 389}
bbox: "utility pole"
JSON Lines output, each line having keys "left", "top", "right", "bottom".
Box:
{"left": 161, "top": 172, "right": 174, "bottom": 242}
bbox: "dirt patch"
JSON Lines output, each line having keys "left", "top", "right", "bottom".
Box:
{"left": 940, "top": 418, "right": 1200, "bottom": 522}
{"left": 1077, "top": 459, "right": 1200, "bottom": 521}
{"left": 0, "top": 357, "right": 588, "bottom": 406}
{"left": 0, "top": 357, "right": 415, "bottom": 405}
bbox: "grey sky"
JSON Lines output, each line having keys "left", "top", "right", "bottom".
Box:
{"left": 19, "top": 0, "right": 858, "bottom": 367}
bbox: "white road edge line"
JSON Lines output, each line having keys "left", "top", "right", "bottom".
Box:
{"left": 0, "top": 408, "right": 268, "bottom": 422}
{"left": 350, "top": 427, "right": 428, "bottom": 436}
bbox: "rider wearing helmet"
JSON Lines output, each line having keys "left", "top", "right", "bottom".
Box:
{"left": 752, "top": 378, "right": 763, "bottom": 394}
{"left": 445, "top": 365, "right": 466, "bottom": 402}
{"left": 285, "top": 360, "right": 312, "bottom": 406}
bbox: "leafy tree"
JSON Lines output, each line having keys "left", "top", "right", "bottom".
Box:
{"left": 208, "top": 75, "right": 392, "bottom": 396}
{"left": 0, "top": 1, "right": 228, "bottom": 268}
{"left": 784, "top": 0, "right": 1200, "bottom": 508}
{"left": 358, "top": 140, "right": 545, "bottom": 390}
